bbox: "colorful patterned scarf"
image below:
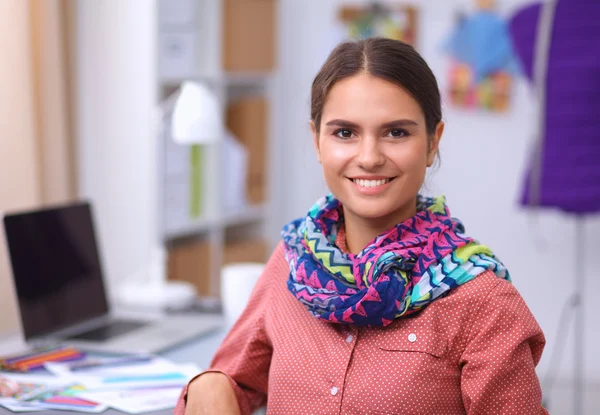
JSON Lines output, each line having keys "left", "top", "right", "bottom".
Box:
{"left": 282, "top": 194, "right": 510, "bottom": 327}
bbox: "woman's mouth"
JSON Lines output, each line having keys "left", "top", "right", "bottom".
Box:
{"left": 348, "top": 177, "right": 396, "bottom": 195}
{"left": 350, "top": 178, "right": 394, "bottom": 188}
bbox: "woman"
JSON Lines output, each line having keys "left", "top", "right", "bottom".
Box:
{"left": 178, "top": 38, "right": 547, "bottom": 415}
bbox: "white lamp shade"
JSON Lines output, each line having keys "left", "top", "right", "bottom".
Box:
{"left": 171, "top": 81, "right": 222, "bottom": 144}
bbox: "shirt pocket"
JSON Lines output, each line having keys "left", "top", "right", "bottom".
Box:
{"left": 377, "top": 329, "right": 448, "bottom": 357}
{"left": 372, "top": 329, "right": 451, "bottom": 414}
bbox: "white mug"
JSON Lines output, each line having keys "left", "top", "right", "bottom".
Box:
{"left": 220, "top": 263, "right": 265, "bottom": 327}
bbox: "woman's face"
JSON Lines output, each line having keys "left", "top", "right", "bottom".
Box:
{"left": 311, "top": 73, "right": 443, "bottom": 226}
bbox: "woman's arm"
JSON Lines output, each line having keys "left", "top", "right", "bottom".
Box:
{"left": 175, "top": 245, "right": 281, "bottom": 415}
{"left": 460, "top": 279, "right": 548, "bottom": 414}
{"left": 184, "top": 372, "right": 241, "bottom": 415}
{"left": 180, "top": 313, "right": 272, "bottom": 415}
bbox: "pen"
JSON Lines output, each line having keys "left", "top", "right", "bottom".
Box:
{"left": 2, "top": 347, "right": 58, "bottom": 364}
{"left": 3, "top": 349, "right": 85, "bottom": 372}
{"left": 69, "top": 355, "right": 154, "bottom": 372}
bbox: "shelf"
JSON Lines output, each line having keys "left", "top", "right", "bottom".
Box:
{"left": 222, "top": 73, "right": 272, "bottom": 87}
{"left": 160, "top": 72, "right": 271, "bottom": 88}
{"left": 163, "top": 215, "right": 213, "bottom": 240}
{"left": 221, "top": 203, "right": 267, "bottom": 227}
{"left": 163, "top": 203, "right": 267, "bottom": 240}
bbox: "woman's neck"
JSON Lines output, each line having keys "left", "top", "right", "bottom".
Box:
{"left": 342, "top": 200, "right": 418, "bottom": 255}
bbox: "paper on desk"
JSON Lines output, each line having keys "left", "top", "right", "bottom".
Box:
{"left": 45, "top": 357, "right": 179, "bottom": 376}
{"left": 36, "top": 399, "right": 108, "bottom": 413}
{"left": 0, "top": 373, "right": 66, "bottom": 412}
{"left": 21, "top": 360, "right": 201, "bottom": 413}
{"left": 1, "top": 397, "right": 107, "bottom": 414}
{"left": 79, "top": 387, "right": 183, "bottom": 414}
{"left": 0, "top": 391, "right": 108, "bottom": 413}
{"left": 34, "top": 384, "right": 108, "bottom": 413}
{"left": 0, "top": 372, "right": 68, "bottom": 386}
{"left": 45, "top": 358, "right": 200, "bottom": 390}
{"left": 0, "top": 398, "right": 45, "bottom": 412}
{"left": 0, "top": 373, "right": 108, "bottom": 413}
{"left": 59, "top": 360, "right": 199, "bottom": 414}
{"left": 46, "top": 356, "right": 165, "bottom": 377}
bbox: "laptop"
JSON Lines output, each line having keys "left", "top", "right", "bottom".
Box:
{"left": 2, "top": 201, "right": 222, "bottom": 354}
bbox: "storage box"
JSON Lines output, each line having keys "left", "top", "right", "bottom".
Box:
{"left": 223, "top": 238, "right": 268, "bottom": 265}
{"left": 226, "top": 97, "right": 268, "bottom": 204}
{"left": 167, "top": 239, "right": 213, "bottom": 296}
{"left": 222, "top": 0, "right": 276, "bottom": 72}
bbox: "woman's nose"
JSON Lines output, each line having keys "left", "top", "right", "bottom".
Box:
{"left": 355, "top": 136, "right": 385, "bottom": 170}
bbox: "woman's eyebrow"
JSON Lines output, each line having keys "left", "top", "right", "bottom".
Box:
{"left": 324, "top": 119, "right": 420, "bottom": 129}
{"left": 380, "top": 119, "right": 419, "bottom": 128}
{"left": 324, "top": 119, "right": 360, "bottom": 129}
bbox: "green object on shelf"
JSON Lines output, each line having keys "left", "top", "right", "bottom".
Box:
{"left": 190, "top": 144, "right": 203, "bottom": 218}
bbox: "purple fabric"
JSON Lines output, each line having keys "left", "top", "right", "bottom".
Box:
{"left": 509, "top": 1, "right": 600, "bottom": 214}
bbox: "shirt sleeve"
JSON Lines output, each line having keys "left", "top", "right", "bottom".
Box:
{"left": 460, "top": 279, "right": 548, "bottom": 414}
{"left": 174, "top": 246, "right": 280, "bottom": 415}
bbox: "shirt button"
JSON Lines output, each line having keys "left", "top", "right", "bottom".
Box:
{"left": 330, "top": 386, "right": 339, "bottom": 396}
{"left": 346, "top": 335, "right": 353, "bottom": 343}
{"left": 408, "top": 333, "right": 417, "bottom": 342}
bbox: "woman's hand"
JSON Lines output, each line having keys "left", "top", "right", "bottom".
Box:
{"left": 185, "top": 372, "right": 241, "bottom": 415}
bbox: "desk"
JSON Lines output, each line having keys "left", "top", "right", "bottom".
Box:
{"left": 0, "top": 329, "right": 228, "bottom": 415}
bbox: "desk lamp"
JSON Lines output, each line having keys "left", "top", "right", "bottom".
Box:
{"left": 117, "top": 81, "right": 222, "bottom": 311}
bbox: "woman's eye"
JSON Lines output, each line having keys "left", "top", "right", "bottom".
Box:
{"left": 387, "top": 129, "right": 409, "bottom": 138}
{"left": 334, "top": 129, "right": 354, "bottom": 139}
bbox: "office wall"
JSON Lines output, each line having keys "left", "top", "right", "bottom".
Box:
{"left": 275, "top": 0, "right": 600, "bottom": 387}
{"left": 73, "top": 0, "right": 159, "bottom": 299}
{"left": 0, "top": 0, "right": 40, "bottom": 333}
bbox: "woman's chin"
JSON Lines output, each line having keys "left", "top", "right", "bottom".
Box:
{"left": 344, "top": 204, "right": 397, "bottom": 222}
{"left": 342, "top": 196, "right": 417, "bottom": 226}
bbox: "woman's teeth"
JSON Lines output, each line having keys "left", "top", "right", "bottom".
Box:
{"left": 352, "top": 178, "right": 391, "bottom": 188}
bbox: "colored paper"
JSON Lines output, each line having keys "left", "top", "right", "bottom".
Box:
{"left": 338, "top": 4, "right": 418, "bottom": 45}
{"left": 444, "top": 7, "right": 520, "bottom": 112}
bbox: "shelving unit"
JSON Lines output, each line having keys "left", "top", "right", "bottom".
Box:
{"left": 161, "top": 73, "right": 272, "bottom": 88}
{"left": 156, "top": 0, "right": 277, "bottom": 298}
{"left": 162, "top": 203, "right": 267, "bottom": 240}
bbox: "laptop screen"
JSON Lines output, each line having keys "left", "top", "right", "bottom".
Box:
{"left": 3, "top": 202, "right": 109, "bottom": 340}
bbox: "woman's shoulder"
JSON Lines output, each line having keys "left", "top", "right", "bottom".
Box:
{"left": 429, "top": 271, "right": 523, "bottom": 326}
{"left": 451, "top": 270, "right": 513, "bottom": 301}
{"left": 425, "top": 271, "right": 543, "bottom": 357}
{"left": 443, "top": 270, "right": 539, "bottom": 333}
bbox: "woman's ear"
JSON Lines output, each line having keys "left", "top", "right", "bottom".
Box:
{"left": 427, "top": 121, "right": 444, "bottom": 167}
{"left": 310, "top": 120, "right": 321, "bottom": 164}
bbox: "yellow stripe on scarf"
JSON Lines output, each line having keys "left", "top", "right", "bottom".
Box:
{"left": 454, "top": 242, "right": 493, "bottom": 262}
{"left": 306, "top": 236, "right": 355, "bottom": 283}
{"left": 428, "top": 196, "right": 447, "bottom": 214}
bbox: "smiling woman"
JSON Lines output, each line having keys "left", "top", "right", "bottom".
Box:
{"left": 311, "top": 72, "right": 443, "bottom": 252}
{"left": 308, "top": 39, "right": 446, "bottom": 253}
{"left": 179, "top": 38, "right": 548, "bottom": 415}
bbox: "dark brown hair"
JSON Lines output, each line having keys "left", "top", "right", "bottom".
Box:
{"left": 311, "top": 37, "right": 442, "bottom": 137}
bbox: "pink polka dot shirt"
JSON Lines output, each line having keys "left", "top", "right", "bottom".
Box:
{"left": 176, "top": 243, "right": 548, "bottom": 414}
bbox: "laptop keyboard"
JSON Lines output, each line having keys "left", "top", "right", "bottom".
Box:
{"left": 67, "top": 320, "right": 147, "bottom": 341}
